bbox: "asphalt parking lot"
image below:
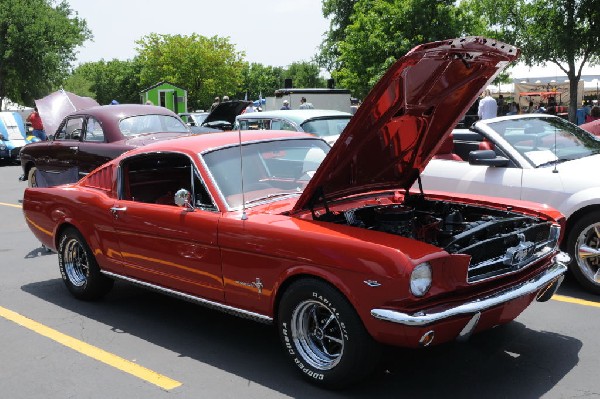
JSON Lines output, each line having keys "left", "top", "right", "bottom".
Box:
{"left": 1, "top": 163, "right": 599, "bottom": 398}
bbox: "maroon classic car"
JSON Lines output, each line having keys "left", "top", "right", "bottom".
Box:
{"left": 19, "top": 104, "right": 191, "bottom": 187}
{"left": 22, "top": 38, "right": 569, "bottom": 388}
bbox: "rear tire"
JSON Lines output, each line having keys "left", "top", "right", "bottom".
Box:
{"left": 58, "top": 228, "right": 113, "bottom": 300}
{"left": 566, "top": 211, "right": 600, "bottom": 294}
{"left": 277, "top": 278, "right": 381, "bottom": 389}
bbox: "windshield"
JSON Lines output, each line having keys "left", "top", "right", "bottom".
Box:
{"left": 191, "top": 113, "right": 209, "bottom": 125}
{"left": 300, "top": 117, "right": 351, "bottom": 138}
{"left": 202, "top": 138, "right": 330, "bottom": 209}
{"left": 486, "top": 116, "right": 600, "bottom": 167}
{"left": 119, "top": 115, "right": 189, "bottom": 136}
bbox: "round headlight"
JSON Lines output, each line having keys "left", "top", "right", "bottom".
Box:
{"left": 410, "top": 262, "right": 432, "bottom": 297}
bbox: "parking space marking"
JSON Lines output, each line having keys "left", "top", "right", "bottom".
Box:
{"left": 553, "top": 294, "right": 600, "bottom": 308}
{"left": 0, "top": 305, "right": 182, "bottom": 390}
{"left": 0, "top": 201, "right": 22, "bottom": 209}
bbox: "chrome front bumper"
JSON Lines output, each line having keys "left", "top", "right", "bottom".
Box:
{"left": 371, "top": 252, "right": 569, "bottom": 327}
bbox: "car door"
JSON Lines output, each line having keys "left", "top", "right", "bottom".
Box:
{"left": 420, "top": 158, "right": 524, "bottom": 200}
{"left": 110, "top": 152, "right": 224, "bottom": 301}
{"left": 35, "top": 116, "right": 84, "bottom": 185}
{"left": 75, "top": 116, "right": 123, "bottom": 178}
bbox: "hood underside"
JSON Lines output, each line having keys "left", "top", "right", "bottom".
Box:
{"left": 202, "top": 100, "right": 252, "bottom": 127}
{"left": 293, "top": 37, "right": 519, "bottom": 213}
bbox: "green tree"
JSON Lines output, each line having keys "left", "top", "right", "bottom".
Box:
{"left": 65, "top": 59, "right": 143, "bottom": 104}
{"left": 237, "top": 62, "right": 285, "bottom": 101}
{"left": 0, "top": 0, "right": 90, "bottom": 107}
{"left": 285, "top": 62, "right": 327, "bottom": 88}
{"left": 136, "top": 33, "right": 245, "bottom": 111}
{"left": 331, "top": 0, "right": 482, "bottom": 98}
{"left": 466, "top": 0, "right": 600, "bottom": 122}
{"left": 317, "top": 0, "right": 359, "bottom": 71}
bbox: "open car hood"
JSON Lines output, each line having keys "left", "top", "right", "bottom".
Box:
{"left": 35, "top": 89, "right": 99, "bottom": 137}
{"left": 293, "top": 37, "right": 519, "bottom": 213}
{"left": 202, "top": 100, "right": 252, "bottom": 127}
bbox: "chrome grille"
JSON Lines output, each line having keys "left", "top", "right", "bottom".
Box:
{"left": 463, "top": 223, "right": 559, "bottom": 283}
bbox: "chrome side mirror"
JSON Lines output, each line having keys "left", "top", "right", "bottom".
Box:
{"left": 174, "top": 188, "right": 194, "bottom": 211}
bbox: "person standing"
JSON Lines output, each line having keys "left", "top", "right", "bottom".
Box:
{"left": 585, "top": 105, "right": 600, "bottom": 123}
{"left": 26, "top": 106, "right": 47, "bottom": 140}
{"left": 477, "top": 89, "right": 497, "bottom": 120}
{"left": 299, "top": 97, "right": 314, "bottom": 109}
{"left": 280, "top": 100, "right": 291, "bottom": 110}
{"left": 210, "top": 97, "right": 220, "bottom": 112}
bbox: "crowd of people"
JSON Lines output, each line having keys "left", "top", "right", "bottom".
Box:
{"left": 209, "top": 95, "right": 314, "bottom": 113}
{"left": 475, "top": 90, "right": 600, "bottom": 125}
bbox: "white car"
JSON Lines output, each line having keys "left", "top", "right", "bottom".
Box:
{"left": 235, "top": 109, "right": 352, "bottom": 145}
{"left": 421, "top": 114, "right": 600, "bottom": 294}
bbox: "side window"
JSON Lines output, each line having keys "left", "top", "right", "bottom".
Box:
{"left": 280, "top": 120, "right": 297, "bottom": 131}
{"left": 55, "top": 117, "right": 85, "bottom": 140}
{"left": 120, "top": 153, "right": 215, "bottom": 209}
{"left": 84, "top": 117, "right": 105, "bottom": 142}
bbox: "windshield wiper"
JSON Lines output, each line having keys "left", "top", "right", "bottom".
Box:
{"left": 244, "top": 191, "right": 301, "bottom": 205}
{"left": 536, "top": 158, "right": 570, "bottom": 168}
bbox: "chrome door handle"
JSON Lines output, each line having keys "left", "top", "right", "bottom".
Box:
{"left": 69, "top": 146, "right": 78, "bottom": 152}
{"left": 110, "top": 206, "right": 127, "bottom": 218}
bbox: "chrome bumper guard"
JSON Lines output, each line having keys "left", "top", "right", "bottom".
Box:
{"left": 371, "top": 252, "right": 569, "bottom": 327}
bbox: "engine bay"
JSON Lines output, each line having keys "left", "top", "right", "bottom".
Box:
{"left": 313, "top": 195, "right": 558, "bottom": 281}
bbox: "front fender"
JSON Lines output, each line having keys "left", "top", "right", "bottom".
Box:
{"left": 555, "top": 187, "right": 600, "bottom": 219}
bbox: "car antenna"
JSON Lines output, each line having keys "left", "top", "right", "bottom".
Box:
{"left": 238, "top": 127, "right": 248, "bottom": 220}
{"left": 552, "top": 126, "right": 559, "bottom": 174}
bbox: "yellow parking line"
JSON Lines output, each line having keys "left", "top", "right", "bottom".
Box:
{"left": 552, "top": 294, "right": 600, "bottom": 308}
{"left": 0, "top": 305, "right": 182, "bottom": 390}
{"left": 0, "top": 201, "right": 22, "bottom": 209}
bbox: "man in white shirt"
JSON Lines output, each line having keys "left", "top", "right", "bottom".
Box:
{"left": 477, "top": 89, "right": 497, "bottom": 120}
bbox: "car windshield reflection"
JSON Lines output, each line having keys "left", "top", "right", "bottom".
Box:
{"left": 487, "top": 116, "right": 600, "bottom": 167}
{"left": 202, "top": 138, "right": 330, "bottom": 209}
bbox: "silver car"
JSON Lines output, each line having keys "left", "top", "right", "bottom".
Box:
{"left": 235, "top": 109, "right": 352, "bottom": 145}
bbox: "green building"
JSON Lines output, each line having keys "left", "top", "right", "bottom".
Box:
{"left": 140, "top": 81, "right": 188, "bottom": 114}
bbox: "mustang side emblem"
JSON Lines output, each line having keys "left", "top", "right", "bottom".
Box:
{"left": 235, "top": 278, "right": 264, "bottom": 295}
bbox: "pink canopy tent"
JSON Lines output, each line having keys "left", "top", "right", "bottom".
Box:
{"left": 34, "top": 89, "right": 99, "bottom": 136}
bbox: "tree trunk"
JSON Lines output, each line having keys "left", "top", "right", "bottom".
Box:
{"left": 569, "top": 78, "right": 579, "bottom": 123}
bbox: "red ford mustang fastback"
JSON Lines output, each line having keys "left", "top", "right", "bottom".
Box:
{"left": 22, "top": 37, "right": 569, "bottom": 388}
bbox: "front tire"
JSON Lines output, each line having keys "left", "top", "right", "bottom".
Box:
{"left": 58, "top": 228, "right": 113, "bottom": 300}
{"left": 27, "top": 166, "right": 38, "bottom": 188}
{"left": 566, "top": 211, "right": 600, "bottom": 294}
{"left": 277, "top": 278, "right": 380, "bottom": 389}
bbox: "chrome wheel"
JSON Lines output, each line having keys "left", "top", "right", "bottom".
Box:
{"left": 27, "top": 166, "right": 38, "bottom": 188}
{"left": 291, "top": 299, "right": 344, "bottom": 371}
{"left": 62, "top": 238, "right": 89, "bottom": 287}
{"left": 575, "top": 222, "right": 600, "bottom": 285}
{"left": 58, "top": 228, "right": 113, "bottom": 300}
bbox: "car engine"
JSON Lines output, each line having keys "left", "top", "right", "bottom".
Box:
{"left": 314, "top": 195, "right": 559, "bottom": 282}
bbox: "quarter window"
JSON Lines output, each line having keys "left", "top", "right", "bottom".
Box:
{"left": 84, "top": 117, "right": 105, "bottom": 142}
